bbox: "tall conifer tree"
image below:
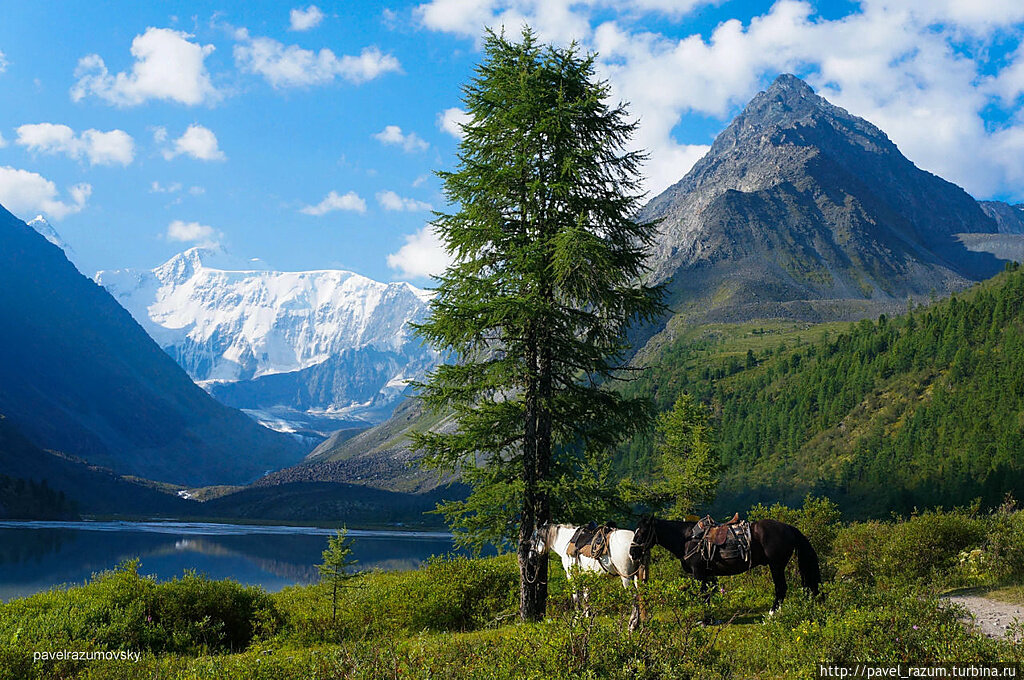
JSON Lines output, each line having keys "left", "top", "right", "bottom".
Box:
{"left": 412, "top": 28, "right": 664, "bottom": 621}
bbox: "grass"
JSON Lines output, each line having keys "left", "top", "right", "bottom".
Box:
{"left": 947, "top": 584, "right": 1024, "bottom": 607}
{"left": 985, "top": 585, "right": 1024, "bottom": 606}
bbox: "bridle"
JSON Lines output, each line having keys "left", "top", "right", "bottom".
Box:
{"left": 524, "top": 523, "right": 550, "bottom": 585}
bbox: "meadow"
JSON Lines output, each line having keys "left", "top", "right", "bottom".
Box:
{"left": 1, "top": 496, "right": 1020, "bottom": 679}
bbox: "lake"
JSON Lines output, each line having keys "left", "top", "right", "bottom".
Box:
{"left": 0, "top": 520, "right": 465, "bottom": 601}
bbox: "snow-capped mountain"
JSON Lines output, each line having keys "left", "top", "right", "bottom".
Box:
{"left": 28, "top": 215, "right": 73, "bottom": 255}
{"left": 96, "top": 248, "right": 437, "bottom": 435}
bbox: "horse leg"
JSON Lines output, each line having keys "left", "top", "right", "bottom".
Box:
{"left": 693, "top": 568, "right": 717, "bottom": 625}
{"left": 622, "top": 575, "right": 643, "bottom": 633}
{"left": 768, "top": 562, "right": 788, "bottom": 615}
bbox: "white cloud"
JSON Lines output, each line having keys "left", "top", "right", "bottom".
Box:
{"left": 414, "top": 0, "right": 720, "bottom": 46}
{"left": 387, "top": 225, "right": 451, "bottom": 279}
{"left": 300, "top": 190, "right": 367, "bottom": 215}
{"left": 82, "top": 129, "right": 136, "bottom": 165}
{"left": 70, "top": 27, "right": 218, "bottom": 106}
{"left": 0, "top": 132, "right": 6, "bottom": 148}
{"left": 0, "top": 166, "right": 91, "bottom": 220}
{"left": 377, "top": 190, "right": 433, "bottom": 212}
{"left": 437, "top": 107, "right": 471, "bottom": 139}
{"left": 161, "top": 124, "right": 226, "bottom": 161}
{"left": 373, "top": 125, "right": 429, "bottom": 152}
{"left": 234, "top": 30, "right": 401, "bottom": 87}
{"left": 418, "top": 0, "right": 1024, "bottom": 199}
{"left": 166, "top": 219, "right": 221, "bottom": 247}
{"left": 150, "top": 181, "right": 183, "bottom": 193}
{"left": 15, "top": 123, "right": 135, "bottom": 166}
{"left": 0, "top": 50, "right": 7, "bottom": 74}
{"left": 290, "top": 5, "right": 325, "bottom": 31}
{"left": 189, "top": 185, "right": 205, "bottom": 195}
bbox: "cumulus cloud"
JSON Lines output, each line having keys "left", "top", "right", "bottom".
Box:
{"left": 290, "top": 5, "right": 325, "bottom": 31}
{"left": 437, "top": 107, "right": 471, "bottom": 139}
{"left": 0, "top": 50, "right": 7, "bottom": 74}
{"left": 377, "top": 190, "right": 433, "bottom": 212}
{"left": 70, "top": 27, "right": 218, "bottom": 106}
{"left": 300, "top": 190, "right": 367, "bottom": 215}
{"left": 161, "top": 124, "right": 226, "bottom": 161}
{"left": 387, "top": 225, "right": 451, "bottom": 279}
{"left": 234, "top": 29, "right": 401, "bottom": 87}
{"left": 15, "top": 123, "right": 135, "bottom": 166}
{"left": 417, "top": 0, "right": 1024, "bottom": 199}
{"left": 0, "top": 132, "right": 6, "bottom": 148}
{"left": 373, "top": 125, "right": 429, "bottom": 152}
{"left": 166, "top": 219, "right": 221, "bottom": 247}
{"left": 0, "top": 167, "right": 91, "bottom": 220}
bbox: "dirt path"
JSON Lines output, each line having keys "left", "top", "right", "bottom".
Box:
{"left": 943, "top": 594, "right": 1024, "bottom": 641}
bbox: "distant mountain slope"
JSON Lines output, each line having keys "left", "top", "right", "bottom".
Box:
{"left": 198, "top": 480, "right": 454, "bottom": 527}
{"left": 0, "top": 414, "right": 193, "bottom": 516}
{"left": 639, "top": 74, "right": 1003, "bottom": 326}
{"left": 0, "top": 205, "right": 306, "bottom": 486}
{"left": 259, "top": 397, "right": 456, "bottom": 494}
{"left": 96, "top": 248, "right": 437, "bottom": 435}
{"left": 620, "top": 264, "right": 1024, "bottom": 517}
{"left": 979, "top": 201, "right": 1024, "bottom": 234}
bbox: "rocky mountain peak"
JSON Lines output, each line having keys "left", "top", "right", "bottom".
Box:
{"left": 636, "top": 73, "right": 1002, "bottom": 328}
{"left": 707, "top": 73, "right": 896, "bottom": 164}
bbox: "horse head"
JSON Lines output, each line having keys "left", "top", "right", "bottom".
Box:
{"left": 527, "top": 522, "right": 552, "bottom": 557}
{"left": 629, "top": 515, "right": 656, "bottom": 564}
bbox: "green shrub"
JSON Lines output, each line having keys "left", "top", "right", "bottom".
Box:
{"left": 276, "top": 553, "right": 519, "bottom": 643}
{"left": 878, "top": 510, "right": 986, "bottom": 586}
{"left": 832, "top": 520, "right": 885, "bottom": 584}
{"left": 982, "top": 499, "right": 1024, "bottom": 582}
{"left": 832, "top": 509, "right": 987, "bottom": 588}
{"left": 0, "top": 559, "right": 280, "bottom": 676}
{"left": 149, "top": 571, "right": 281, "bottom": 654}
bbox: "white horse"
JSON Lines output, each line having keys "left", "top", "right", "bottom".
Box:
{"left": 529, "top": 523, "right": 651, "bottom": 631}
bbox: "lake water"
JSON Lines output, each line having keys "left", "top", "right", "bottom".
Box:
{"left": 0, "top": 520, "right": 464, "bottom": 601}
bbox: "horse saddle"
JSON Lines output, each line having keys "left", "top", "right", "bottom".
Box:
{"left": 566, "top": 521, "right": 616, "bottom": 560}
{"left": 691, "top": 514, "right": 751, "bottom": 563}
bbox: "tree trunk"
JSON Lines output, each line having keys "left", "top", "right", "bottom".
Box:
{"left": 332, "top": 579, "right": 337, "bottom": 626}
{"left": 518, "top": 340, "right": 548, "bottom": 621}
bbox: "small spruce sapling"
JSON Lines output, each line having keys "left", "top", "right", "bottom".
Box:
{"left": 318, "top": 528, "right": 358, "bottom": 625}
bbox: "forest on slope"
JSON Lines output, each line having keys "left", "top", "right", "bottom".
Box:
{"left": 621, "top": 262, "right": 1024, "bottom": 517}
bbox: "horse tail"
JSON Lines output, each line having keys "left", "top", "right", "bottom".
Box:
{"left": 792, "top": 527, "right": 821, "bottom": 595}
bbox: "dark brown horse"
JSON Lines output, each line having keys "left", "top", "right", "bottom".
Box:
{"left": 632, "top": 516, "right": 820, "bottom": 614}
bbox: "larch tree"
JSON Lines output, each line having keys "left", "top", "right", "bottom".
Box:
{"left": 411, "top": 28, "right": 664, "bottom": 622}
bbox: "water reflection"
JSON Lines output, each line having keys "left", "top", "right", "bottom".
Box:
{"left": 0, "top": 521, "right": 463, "bottom": 601}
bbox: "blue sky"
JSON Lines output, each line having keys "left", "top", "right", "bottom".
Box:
{"left": 1, "top": 1, "right": 1022, "bottom": 284}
